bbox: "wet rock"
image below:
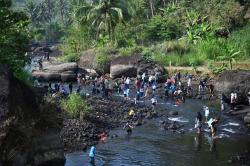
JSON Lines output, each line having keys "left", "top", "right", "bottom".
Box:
{"left": 169, "top": 111, "right": 178, "bottom": 116}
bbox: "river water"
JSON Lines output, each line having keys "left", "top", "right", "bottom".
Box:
{"left": 65, "top": 98, "right": 250, "bottom": 166}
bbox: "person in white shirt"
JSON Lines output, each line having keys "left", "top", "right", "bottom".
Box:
{"left": 204, "top": 106, "right": 210, "bottom": 122}
{"left": 151, "top": 96, "right": 157, "bottom": 108}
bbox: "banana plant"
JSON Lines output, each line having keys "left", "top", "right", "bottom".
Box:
{"left": 217, "top": 48, "right": 241, "bottom": 70}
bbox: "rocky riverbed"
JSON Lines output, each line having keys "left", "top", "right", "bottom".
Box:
{"left": 60, "top": 96, "right": 158, "bottom": 152}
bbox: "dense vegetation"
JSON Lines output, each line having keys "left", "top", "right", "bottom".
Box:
{"left": 0, "top": 0, "right": 30, "bottom": 78}
{"left": 6, "top": 0, "right": 250, "bottom": 73}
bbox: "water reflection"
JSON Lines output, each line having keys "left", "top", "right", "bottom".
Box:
{"left": 194, "top": 134, "right": 202, "bottom": 151}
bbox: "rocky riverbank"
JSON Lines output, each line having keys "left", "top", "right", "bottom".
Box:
{"left": 60, "top": 96, "right": 158, "bottom": 152}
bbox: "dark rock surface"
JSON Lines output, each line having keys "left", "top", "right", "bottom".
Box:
{"left": 32, "top": 62, "right": 78, "bottom": 82}
{"left": 60, "top": 96, "right": 157, "bottom": 152}
{"left": 215, "top": 70, "right": 250, "bottom": 104}
{"left": 78, "top": 49, "right": 113, "bottom": 75}
{"left": 110, "top": 54, "right": 166, "bottom": 79}
{"left": 0, "top": 65, "right": 65, "bottom": 166}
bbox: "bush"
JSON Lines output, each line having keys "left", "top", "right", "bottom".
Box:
{"left": 145, "top": 15, "right": 183, "bottom": 41}
{"left": 152, "top": 40, "right": 191, "bottom": 55}
{"left": 196, "top": 38, "right": 226, "bottom": 60}
{"left": 58, "top": 53, "right": 80, "bottom": 62}
{"left": 227, "top": 23, "right": 250, "bottom": 58}
{"left": 152, "top": 52, "right": 203, "bottom": 67}
{"left": 119, "top": 46, "right": 144, "bottom": 56}
{"left": 61, "top": 93, "right": 92, "bottom": 118}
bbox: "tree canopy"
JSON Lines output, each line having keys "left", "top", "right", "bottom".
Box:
{"left": 0, "top": 0, "right": 30, "bottom": 74}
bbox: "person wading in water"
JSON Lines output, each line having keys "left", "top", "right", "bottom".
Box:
{"left": 195, "top": 111, "right": 203, "bottom": 134}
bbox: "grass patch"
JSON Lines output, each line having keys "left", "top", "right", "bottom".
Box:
{"left": 61, "top": 93, "right": 92, "bottom": 118}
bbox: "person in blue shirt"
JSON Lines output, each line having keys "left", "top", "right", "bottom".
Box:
{"left": 89, "top": 145, "right": 96, "bottom": 165}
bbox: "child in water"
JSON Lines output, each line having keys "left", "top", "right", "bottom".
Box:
{"left": 89, "top": 146, "right": 96, "bottom": 165}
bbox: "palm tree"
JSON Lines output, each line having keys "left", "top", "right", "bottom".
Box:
{"left": 74, "top": 0, "right": 129, "bottom": 40}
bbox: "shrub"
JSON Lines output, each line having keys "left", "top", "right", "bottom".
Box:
{"left": 152, "top": 40, "right": 191, "bottom": 55}
{"left": 61, "top": 93, "right": 92, "bottom": 118}
{"left": 58, "top": 53, "right": 81, "bottom": 62}
{"left": 119, "top": 46, "right": 144, "bottom": 56}
{"left": 145, "top": 15, "right": 183, "bottom": 41}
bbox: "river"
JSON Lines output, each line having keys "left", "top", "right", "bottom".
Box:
{"left": 65, "top": 99, "right": 250, "bottom": 166}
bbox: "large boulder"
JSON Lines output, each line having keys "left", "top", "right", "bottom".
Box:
{"left": 43, "top": 62, "right": 78, "bottom": 73}
{"left": 0, "top": 66, "right": 65, "bottom": 166}
{"left": 78, "top": 49, "right": 111, "bottom": 75}
{"left": 110, "top": 54, "right": 166, "bottom": 79}
{"left": 215, "top": 70, "right": 250, "bottom": 104}
{"left": 32, "top": 62, "right": 78, "bottom": 82}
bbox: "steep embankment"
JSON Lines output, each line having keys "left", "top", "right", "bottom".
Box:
{"left": 0, "top": 65, "right": 65, "bottom": 166}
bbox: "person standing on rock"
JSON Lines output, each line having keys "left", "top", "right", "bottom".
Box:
{"left": 164, "top": 81, "right": 169, "bottom": 99}
{"left": 135, "top": 78, "right": 141, "bottom": 91}
{"left": 142, "top": 72, "right": 146, "bottom": 83}
{"left": 198, "top": 80, "right": 204, "bottom": 94}
{"left": 152, "top": 83, "right": 157, "bottom": 94}
{"left": 230, "top": 92, "right": 237, "bottom": 110}
{"left": 220, "top": 93, "right": 226, "bottom": 111}
{"left": 177, "top": 71, "right": 181, "bottom": 81}
{"left": 140, "top": 85, "right": 144, "bottom": 97}
{"left": 187, "top": 74, "right": 192, "bottom": 93}
{"left": 89, "top": 145, "right": 96, "bottom": 165}
{"left": 38, "top": 57, "right": 43, "bottom": 70}
{"left": 125, "top": 77, "right": 130, "bottom": 89}
{"left": 151, "top": 96, "right": 157, "bottom": 109}
{"left": 135, "top": 90, "right": 140, "bottom": 104}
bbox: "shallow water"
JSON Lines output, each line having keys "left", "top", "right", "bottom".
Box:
{"left": 65, "top": 99, "right": 250, "bottom": 166}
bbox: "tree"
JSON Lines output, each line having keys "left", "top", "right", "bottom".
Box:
{"left": 74, "top": 0, "right": 129, "bottom": 40}
{"left": 0, "top": 0, "right": 30, "bottom": 74}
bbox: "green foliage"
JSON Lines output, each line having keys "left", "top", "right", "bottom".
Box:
{"left": 61, "top": 93, "right": 92, "bottom": 118}
{"left": 58, "top": 26, "right": 93, "bottom": 62}
{"left": 119, "top": 46, "right": 143, "bottom": 56}
{"left": 152, "top": 52, "right": 203, "bottom": 67}
{"left": 14, "top": 69, "right": 33, "bottom": 85}
{"left": 151, "top": 40, "right": 191, "bottom": 55}
{"left": 227, "top": 23, "right": 250, "bottom": 58}
{"left": 0, "top": 0, "right": 30, "bottom": 75}
{"left": 145, "top": 15, "right": 183, "bottom": 41}
{"left": 74, "top": 0, "right": 129, "bottom": 39}
{"left": 212, "top": 64, "right": 229, "bottom": 75}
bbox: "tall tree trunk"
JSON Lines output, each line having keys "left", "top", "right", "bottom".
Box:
{"left": 149, "top": 0, "right": 154, "bottom": 17}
